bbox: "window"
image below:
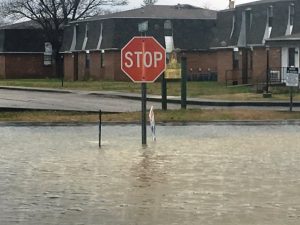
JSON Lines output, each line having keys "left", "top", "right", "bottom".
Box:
{"left": 164, "top": 20, "right": 172, "bottom": 36}
{"left": 288, "top": 48, "right": 295, "bottom": 67}
{"left": 44, "top": 42, "right": 52, "bottom": 66}
{"left": 268, "top": 6, "right": 273, "bottom": 27}
{"left": 290, "top": 3, "right": 295, "bottom": 27}
{"left": 286, "top": 3, "right": 295, "bottom": 35}
{"left": 44, "top": 53, "right": 52, "bottom": 66}
{"left": 86, "top": 23, "right": 89, "bottom": 38}
{"left": 267, "top": 5, "right": 273, "bottom": 38}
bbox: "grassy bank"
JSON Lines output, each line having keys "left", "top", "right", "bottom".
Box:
{"left": 0, "top": 79, "right": 299, "bottom": 101}
{"left": 1, "top": 109, "right": 300, "bottom": 123}
{"left": 0, "top": 79, "right": 251, "bottom": 95}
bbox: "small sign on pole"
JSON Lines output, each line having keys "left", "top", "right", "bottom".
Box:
{"left": 138, "top": 21, "right": 148, "bottom": 33}
{"left": 286, "top": 67, "right": 299, "bottom": 112}
{"left": 286, "top": 67, "right": 299, "bottom": 87}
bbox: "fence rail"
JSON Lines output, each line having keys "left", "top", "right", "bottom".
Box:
{"left": 225, "top": 67, "right": 300, "bottom": 87}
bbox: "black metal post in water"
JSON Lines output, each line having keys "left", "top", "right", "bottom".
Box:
{"left": 141, "top": 83, "right": 147, "bottom": 145}
{"left": 99, "top": 110, "right": 102, "bottom": 148}
{"left": 161, "top": 73, "right": 167, "bottom": 111}
{"left": 181, "top": 56, "right": 187, "bottom": 109}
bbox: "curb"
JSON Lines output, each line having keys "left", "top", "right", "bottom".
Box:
{"left": 1, "top": 85, "right": 300, "bottom": 108}
{"left": 0, "top": 86, "right": 72, "bottom": 94}
{"left": 90, "top": 92, "right": 300, "bottom": 107}
{"left": 0, "top": 107, "right": 117, "bottom": 114}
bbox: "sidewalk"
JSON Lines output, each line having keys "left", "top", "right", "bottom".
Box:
{"left": 1, "top": 85, "right": 300, "bottom": 108}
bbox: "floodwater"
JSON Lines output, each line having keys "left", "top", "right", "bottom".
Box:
{"left": 0, "top": 124, "right": 300, "bottom": 225}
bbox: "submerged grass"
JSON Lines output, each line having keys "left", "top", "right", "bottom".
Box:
{"left": 1, "top": 109, "right": 300, "bottom": 123}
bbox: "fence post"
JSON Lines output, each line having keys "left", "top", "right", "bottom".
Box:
{"left": 99, "top": 110, "right": 102, "bottom": 148}
{"left": 181, "top": 56, "right": 187, "bottom": 109}
{"left": 161, "top": 73, "right": 167, "bottom": 111}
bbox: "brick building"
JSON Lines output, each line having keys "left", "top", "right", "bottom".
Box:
{"left": 3, "top": 0, "right": 299, "bottom": 83}
{"left": 60, "top": 4, "right": 217, "bottom": 81}
{"left": 0, "top": 21, "right": 56, "bottom": 79}
{"left": 213, "top": 0, "right": 300, "bottom": 84}
{"left": 61, "top": 0, "right": 300, "bottom": 84}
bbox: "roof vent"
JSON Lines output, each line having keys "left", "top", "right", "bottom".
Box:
{"left": 229, "top": 0, "right": 235, "bottom": 9}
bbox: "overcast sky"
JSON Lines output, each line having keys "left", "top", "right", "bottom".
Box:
{"left": 119, "top": 0, "right": 256, "bottom": 10}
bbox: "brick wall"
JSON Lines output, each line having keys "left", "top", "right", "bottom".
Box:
{"left": 103, "top": 51, "right": 116, "bottom": 80}
{"left": 4, "top": 53, "right": 54, "bottom": 79}
{"left": 252, "top": 47, "right": 281, "bottom": 82}
{"left": 89, "top": 51, "right": 103, "bottom": 80}
{"left": 112, "top": 51, "right": 130, "bottom": 81}
{"left": 269, "top": 48, "right": 281, "bottom": 68}
{"left": 184, "top": 51, "right": 217, "bottom": 74}
{"left": 0, "top": 55, "right": 5, "bottom": 79}
{"left": 216, "top": 49, "right": 233, "bottom": 83}
{"left": 63, "top": 53, "right": 75, "bottom": 81}
{"left": 63, "top": 48, "right": 283, "bottom": 84}
{"left": 77, "top": 52, "right": 87, "bottom": 81}
{"left": 99, "top": 51, "right": 128, "bottom": 81}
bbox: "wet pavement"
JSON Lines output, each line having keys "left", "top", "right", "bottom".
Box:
{"left": 1, "top": 124, "right": 300, "bottom": 225}
{"left": 0, "top": 89, "right": 178, "bottom": 112}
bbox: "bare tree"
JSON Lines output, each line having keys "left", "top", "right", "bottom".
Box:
{"left": 141, "top": 0, "right": 157, "bottom": 6}
{"left": 0, "top": 0, "right": 128, "bottom": 75}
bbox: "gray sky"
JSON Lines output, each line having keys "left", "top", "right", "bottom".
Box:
{"left": 119, "top": 0, "right": 256, "bottom": 10}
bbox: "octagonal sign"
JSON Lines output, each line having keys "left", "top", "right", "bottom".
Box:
{"left": 121, "top": 36, "right": 166, "bottom": 83}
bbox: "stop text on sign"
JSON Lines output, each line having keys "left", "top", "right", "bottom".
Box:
{"left": 124, "top": 51, "right": 163, "bottom": 68}
{"left": 121, "top": 36, "right": 166, "bottom": 83}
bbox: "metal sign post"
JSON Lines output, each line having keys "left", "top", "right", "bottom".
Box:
{"left": 286, "top": 67, "right": 299, "bottom": 112}
{"left": 141, "top": 83, "right": 147, "bottom": 145}
{"left": 161, "top": 73, "right": 167, "bottom": 110}
{"left": 121, "top": 36, "right": 166, "bottom": 145}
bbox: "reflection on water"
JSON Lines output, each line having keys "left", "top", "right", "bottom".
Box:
{"left": 0, "top": 125, "right": 300, "bottom": 225}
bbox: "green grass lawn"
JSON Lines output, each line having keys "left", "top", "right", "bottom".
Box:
{"left": 0, "top": 78, "right": 299, "bottom": 101}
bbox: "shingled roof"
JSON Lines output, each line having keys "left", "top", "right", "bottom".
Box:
{"left": 0, "top": 20, "right": 42, "bottom": 30}
{"left": 237, "top": 0, "right": 294, "bottom": 7}
{"left": 0, "top": 21, "right": 46, "bottom": 52}
{"left": 212, "top": 0, "right": 296, "bottom": 48}
{"left": 76, "top": 4, "right": 217, "bottom": 22}
{"left": 61, "top": 4, "right": 217, "bottom": 52}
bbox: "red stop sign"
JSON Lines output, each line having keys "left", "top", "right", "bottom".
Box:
{"left": 121, "top": 36, "right": 166, "bottom": 83}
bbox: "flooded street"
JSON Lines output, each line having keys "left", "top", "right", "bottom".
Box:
{"left": 1, "top": 124, "right": 300, "bottom": 225}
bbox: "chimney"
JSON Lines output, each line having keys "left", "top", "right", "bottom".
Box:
{"left": 229, "top": 0, "right": 235, "bottom": 9}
